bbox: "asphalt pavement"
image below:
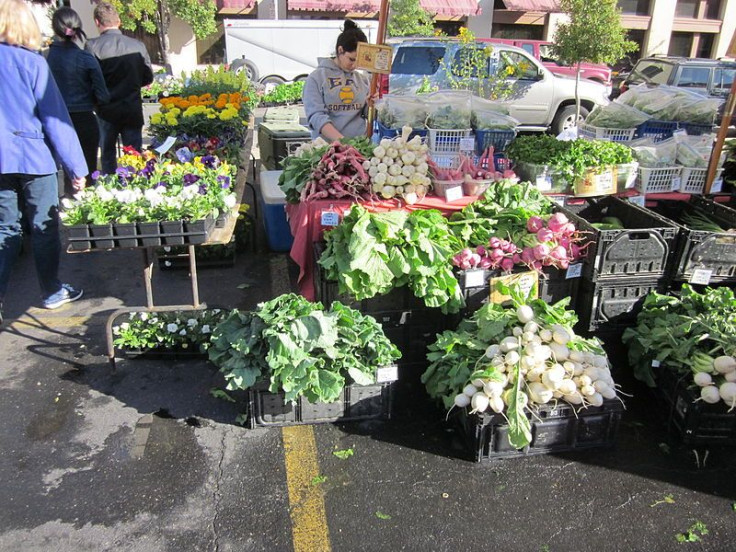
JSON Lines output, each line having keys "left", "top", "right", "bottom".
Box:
{"left": 0, "top": 108, "right": 735, "bottom": 552}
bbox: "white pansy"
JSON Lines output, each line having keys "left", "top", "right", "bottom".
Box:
{"left": 187, "top": 318, "right": 197, "bottom": 327}
{"left": 179, "top": 329, "right": 187, "bottom": 336}
{"left": 139, "top": 312, "right": 149, "bottom": 321}
{"left": 182, "top": 184, "right": 200, "bottom": 200}
{"left": 144, "top": 188, "right": 164, "bottom": 207}
{"left": 167, "top": 323, "right": 178, "bottom": 333}
{"left": 201, "top": 324, "right": 211, "bottom": 334}
{"left": 120, "top": 322, "right": 130, "bottom": 330}
{"left": 61, "top": 197, "right": 74, "bottom": 209}
{"left": 224, "top": 193, "right": 236, "bottom": 208}
{"left": 96, "top": 187, "right": 114, "bottom": 201}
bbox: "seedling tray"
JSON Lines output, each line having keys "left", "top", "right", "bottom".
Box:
{"left": 457, "top": 399, "right": 623, "bottom": 462}
{"left": 558, "top": 196, "right": 679, "bottom": 281}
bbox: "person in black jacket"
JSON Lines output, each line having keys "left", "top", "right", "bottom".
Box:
{"left": 85, "top": 2, "right": 153, "bottom": 175}
{"left": 47, "top": 7, "right": 109, "bottom": 191}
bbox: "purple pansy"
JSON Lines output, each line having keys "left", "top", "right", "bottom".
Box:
{"left": 176, "top": 147, "right": 194, "bottom": 163}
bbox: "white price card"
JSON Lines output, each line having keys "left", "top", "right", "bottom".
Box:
{"left": 670, "top": 176, "right": 682, "bottom": 192}
{"left": 651, "top": 359, "right": 661, "bottom": 368}
{"left": 320, "top": 210, "right": 340, "bottom": 227}
{"left": 154, "top": 136, "right": 177, "bottom": 155}
{"left": 628, "top": 195, "right": 646, "bottom": 207}
{"left": 376, "top": 365, "right": 399, "bottom": 383}
{"left": 464, "top": 269, "right": 486, "bottom": 288}
{"left": 445, "top": 185, "right": 464, "bottom": 202}
{"left": 536, "top": 175, "right": 552, "bottom": 191}
{"left": 459, "top": 137, "right": 475, "bottom": 152}
{"left": 689, "top": 268, "right": 712, "bottom": 285}
{"left": 711, "top": 178, "right": 723, "bottom": 193}
{"left": 565, "top": 263, "right": 583, "bottom": 279}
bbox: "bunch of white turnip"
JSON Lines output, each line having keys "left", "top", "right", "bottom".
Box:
{"left": 690, "top": 351, "right": 736, "bottom": 410}
{"left": 364, "top": 126, "right": 432, "bottom": 204}
{"left": 453, "top": 304, "right": 620, "bottom": 415}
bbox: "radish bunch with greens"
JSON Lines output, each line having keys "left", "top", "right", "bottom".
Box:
{"left": 423, "top": 284, "right": 621, "bottom": 449}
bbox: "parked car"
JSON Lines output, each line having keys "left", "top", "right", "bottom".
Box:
{"left": 484, "top": 38, "right": 613, "bottom": 90}
{"left": 619, "top": 56, "right": 736, "bottom": 126}
{"left": 383, "top": 38, "right": 611, "bottom": 135}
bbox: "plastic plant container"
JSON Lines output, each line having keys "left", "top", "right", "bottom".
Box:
{"left": 558, "top": 196, "right": 679, "bottom": 281}
{"left": 578, "top": 124, "right": 636, "bottom": 143}
{"left": 457, "top": 398, "right": 624, "bottom": 462}
{"left": 375, "top": 121, "right": 427, "bottom": 142}
{"left": 431, "top": 178, "right": 464, "bottom": 201}
{"left": 678, "top": 122, "right": 715, "bottom": 136}
{"left": 635, "top": 120, "right": 678, "bottom": 142}
{"left": 635, "top": 166, "right": 682, "bottom": 195}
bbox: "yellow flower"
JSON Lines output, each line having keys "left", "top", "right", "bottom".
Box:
{"left": 150, "top": 113, "right": 163, "bottom": 124}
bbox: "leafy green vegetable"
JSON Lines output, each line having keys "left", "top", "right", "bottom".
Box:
{"left": 311, "top": 475, "right": 327, "bottom": 485}
{"left": 208, "top": 294, "right": 401, "bottom": 403}
{"left": 675, "top": 521, "right": 708, "bottom": 543}
{"left": 333, "top": 448, "right": 354, "bottom": 460}
{"left": 375, "top": 511, "right": 392, "bottom": 520}
{"left": 622, "top": 285, "right": 736, "bottom": 386}
{"left": 319, "top": 205, "right": 465, "bottom": 314}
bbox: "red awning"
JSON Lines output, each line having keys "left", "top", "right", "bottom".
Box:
{"left": 287, "top": 0, "right": 381, "bottom": 11}
{"left": 501, "top": 0, "right": 559, "bottom": 11}
{"left": 421, "top": 0, "right": 481, "bottom": 17}
{"left": 217, "top": 0, "right": 256, "bottom": 9}
{"left": 288, "top": 0, "right": 480, "bottom": 17}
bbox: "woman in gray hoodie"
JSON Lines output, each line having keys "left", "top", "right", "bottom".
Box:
{"left": 303, "top": 20, "right": 374, "bottom": 141}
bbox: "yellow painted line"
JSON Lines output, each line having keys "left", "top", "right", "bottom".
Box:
{"left": 282, "top": 425, "right": 331, "bottom": 552}
{"left": 10, "top": 315, "right": 92, "bottom": 329}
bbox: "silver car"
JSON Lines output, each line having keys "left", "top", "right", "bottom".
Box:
{"left": 387, "top": 38, "right": 610, "bottom": 135}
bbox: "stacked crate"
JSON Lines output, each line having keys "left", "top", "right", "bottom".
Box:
{"left": 558, "top": 196, "right": 679, "bottom": 334}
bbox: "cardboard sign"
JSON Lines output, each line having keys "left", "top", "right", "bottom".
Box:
{"left": 489, "top": 271, "right": 538, "bottom": 305}
{"left": 356, "top": 43, "right": 393, "bottom": 74}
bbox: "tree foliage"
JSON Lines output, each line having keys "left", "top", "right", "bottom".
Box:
{"left": 552, "top": 0, "right": 637, "bottom": 66}
{"left": 387, "top": 0, "right": 435, "bottom": 38}
{"left": 110, "top": 0, "right": 217, "bottom": 40}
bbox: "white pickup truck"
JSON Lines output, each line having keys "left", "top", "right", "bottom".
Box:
{"left": 224, "top": 19, "right": 378, "bottom": 86}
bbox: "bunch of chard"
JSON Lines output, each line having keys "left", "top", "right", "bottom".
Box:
{"left": 300, "top": 141, "right": 373, "bottom": 202}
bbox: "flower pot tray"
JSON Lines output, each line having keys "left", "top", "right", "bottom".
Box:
{"left": 66, "top": 217, "right": 215, "bottom": 250}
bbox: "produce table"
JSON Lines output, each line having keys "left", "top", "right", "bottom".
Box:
{"left": 285, "top": 190, "right": 479, "bottom": 301}
{"left": 65, "top": 128, "right": 253, "bottom": 368}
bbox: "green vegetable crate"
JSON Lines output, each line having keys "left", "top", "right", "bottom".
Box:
{"left": 652, "top": 366, "right": 736, "bottom": 446}
{"left": 558, "top": 196, "right": 679, "bottom": 281}
{"left": 457, "top": 399, "right": 624, "bottom": 461}
{"left": 246, "top": 379, "right": 395, "bottom": 429}
{"left": 644, "top": 196, "right": 736, "bottom": 285}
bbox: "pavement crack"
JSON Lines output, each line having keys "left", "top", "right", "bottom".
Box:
{"left": 210, "top": 426, "right": 229, "bottom": 552}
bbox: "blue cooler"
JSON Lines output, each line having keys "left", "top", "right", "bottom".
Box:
{"left": 259, "top": 169, "right": 294, "bottom": 252}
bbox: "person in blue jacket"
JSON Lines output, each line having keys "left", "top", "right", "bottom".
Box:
{"left": 0, "top": 0, "right": 87, "bottom": 325}
{"left": 47, "top": 6, "right": 109, "bottom": 191}
{"left": 302, "top": 19, "right": 376, "bottom": 141}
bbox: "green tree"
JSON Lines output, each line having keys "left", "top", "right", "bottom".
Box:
{"left": 552, "top": 0, "right": 637, "bottom": 125}
{"left": 109, "top": 0, "right": 217, "bottom": 67}
{"left": 387, "top": 0, "right": 435, "bottom": 38}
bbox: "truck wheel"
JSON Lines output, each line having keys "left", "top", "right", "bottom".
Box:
{"left": 261, "top": 76, "right": 286, "bottom": 86}
{"left": 552, "top": 105, "right": 589, "bottom": 135}
{"left": 231, "top": 60, "right": 259, "bottom": 83}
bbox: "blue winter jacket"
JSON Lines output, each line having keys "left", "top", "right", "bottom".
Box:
{"left": 46, "top": 40, "right": 109, "bottom": 113}
{"left": 0, "top": 42, "right": 87, "bottom": 179}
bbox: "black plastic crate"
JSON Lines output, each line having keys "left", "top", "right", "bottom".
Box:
{"left": 455, "top": 266, "right": 580, "bottom": 314}
{"left": 157, "top": 244, "right": 236, "bottom": 270}
{"left": 375, "top": 309, "right": 448, "bottom": 366}
{"left": 575, "top": 275, "right": 670, "bottom": 334}
{"left": 645, "top": 196, "right": 736, "bottom": 284}
{"left": 457, "top": 399, "right": 623, "bottom": 462}
{"left": 246, "top": 380, "right": 395, "bottom": 429}
{"left": 652, "top": 366, "right": 736, "bottom": 446}
{"left": 559, "top": 196, "right": 679, "bottom": 281}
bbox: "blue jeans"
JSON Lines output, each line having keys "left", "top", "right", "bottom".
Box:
{"left": 0, "top": 173, "right": 62, "bottom": 302}
{"left": 98, "top": 118, "right": 143, "bottom": 175}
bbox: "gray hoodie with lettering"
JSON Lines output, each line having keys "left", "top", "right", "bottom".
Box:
{"left": 302, "top": 57, "right": 370, "bottom": 140}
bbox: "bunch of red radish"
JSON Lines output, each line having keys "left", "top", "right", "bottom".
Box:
{"left": 452, "top": 212, "right": 590, "bottom": 273}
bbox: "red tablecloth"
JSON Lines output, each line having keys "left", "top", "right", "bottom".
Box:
{"left": 286, "top": 195, "right": 478, "bottom": 300}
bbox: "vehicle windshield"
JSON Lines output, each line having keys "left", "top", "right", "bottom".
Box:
{"left": 392, "top": 46, "right": 445, "bottom": 75}
{"left": 629, "top": 60, "right": 674, "bottom": 84}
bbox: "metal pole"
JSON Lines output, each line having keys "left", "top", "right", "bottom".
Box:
{"left": 704, "top": 77, "right": 736, "bottom": 195}
{"left": 365, "top": 0, "right": 390, "bottom": 137}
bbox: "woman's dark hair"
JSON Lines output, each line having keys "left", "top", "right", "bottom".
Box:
{"left": 52, "top": 7, "right": 86, "bottom": 42}
{"left": 335, "top": 19, "right": 367, "bottom": 54}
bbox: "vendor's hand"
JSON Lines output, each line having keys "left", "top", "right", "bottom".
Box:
{"left": 365, "top": 92, "right": 379, "bottom": 109}
{"left": 71, "top": 176, "right": 86, "bottom": 193}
